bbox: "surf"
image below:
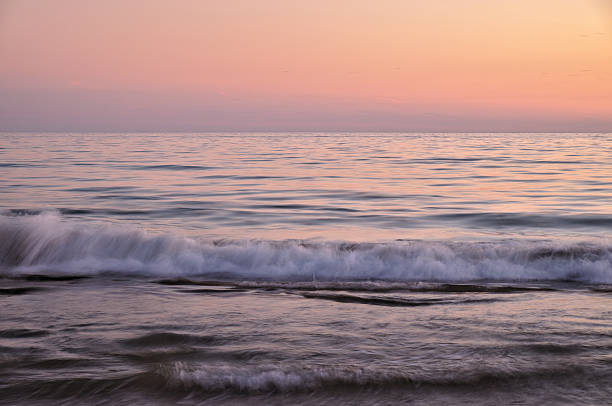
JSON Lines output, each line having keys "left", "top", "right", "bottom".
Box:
{"left": 1, "top": 212, "right": 611, "bottom": 284}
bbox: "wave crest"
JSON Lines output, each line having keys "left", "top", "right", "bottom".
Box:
{"left": 156, "top": 361, "right": 592, "bottom": 393}
{"left": 1, "top": 213, "right": 611, "bottom": 283}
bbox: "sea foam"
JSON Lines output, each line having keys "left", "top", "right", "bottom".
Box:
{"left": 1, "top": 213, "right": 611, "bottom": 283}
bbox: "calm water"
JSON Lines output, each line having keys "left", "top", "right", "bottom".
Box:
{"left": 1, "top": 133, "right": 612, "bottom": 405}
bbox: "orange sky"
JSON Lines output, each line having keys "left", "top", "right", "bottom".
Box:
{"left": 1, "top": 0, "right": 611, "bottom": 131}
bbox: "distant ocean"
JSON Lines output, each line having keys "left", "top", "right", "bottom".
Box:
{"left": 1, "top": 133, "right": 612, "bottom": 405}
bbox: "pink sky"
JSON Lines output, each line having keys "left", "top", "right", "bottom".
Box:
{"left": 1, "top": 0, "right": 611, "bottom": 131}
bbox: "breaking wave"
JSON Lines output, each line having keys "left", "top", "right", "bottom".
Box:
{"left": 155, "top": 361, "right": 600, "bottom": 394}
{"left": 1, "top": 213, "right": 611, "bottom": 283}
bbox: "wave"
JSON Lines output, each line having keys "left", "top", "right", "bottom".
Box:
{"left": 299, "top": 292, "right": 500, "bottom": 306}
{"left": 156, "top": 361, "right": 598, "bottom": 394}
{"left": 2, "top": 360, "right": 599, "bottom": 401}
{"left": 157, "top": 279, "right": 557, "bottom": 293}
{"left": 1, "top": 213, "right": 611, "bottom": 283}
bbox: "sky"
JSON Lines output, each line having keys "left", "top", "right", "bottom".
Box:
{"left": 1, "top": 0, "right": 611, "bottom": 132}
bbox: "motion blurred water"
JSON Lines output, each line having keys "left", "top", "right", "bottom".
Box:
{"left": 1, "top": 133, "right": 612, "bottom": 405}
{"left": 2, "top": 132, "right": 612, "bottom": 240}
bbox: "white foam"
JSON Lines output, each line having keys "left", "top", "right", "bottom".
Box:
{"left": 1, "top": 213, "right": 611, "bottom": 283}
{"left": 158, "top": 362, "right": 382, "bottom": 392}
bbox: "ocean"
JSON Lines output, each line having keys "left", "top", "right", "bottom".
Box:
{"left": 1, "top": 132, "right": 612, "bottom": 405}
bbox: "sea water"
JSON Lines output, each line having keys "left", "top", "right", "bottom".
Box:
{"left": 1, "top": 133, "right": 611, "bottom": 404}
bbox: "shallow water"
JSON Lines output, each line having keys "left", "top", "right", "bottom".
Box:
{"left": 2, "top": 277, "right": 612, "bottom": 405}
{"left": 1, "top": 133, "right": 612, "bottom": 404}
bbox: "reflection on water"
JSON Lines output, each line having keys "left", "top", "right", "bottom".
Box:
{"left": 1, "top": 132, "right": 611, "bottom": 240}
{"left": 1, "top": 278, "right": 612, "bottom": 405}
{"left": 2, "top": 133, "right": 612, "bottom": 405}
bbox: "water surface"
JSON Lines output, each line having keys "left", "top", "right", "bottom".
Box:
{"left": 1, "top": 133, "right": 611, "bottom": 405}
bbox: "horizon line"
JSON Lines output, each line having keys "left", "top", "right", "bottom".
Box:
{"left": 1, "top": 130, "right": 611, "bottom": 135}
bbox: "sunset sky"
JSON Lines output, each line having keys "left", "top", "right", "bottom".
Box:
{"left": 1, "top": 0, "right": 611, "bottom": 132}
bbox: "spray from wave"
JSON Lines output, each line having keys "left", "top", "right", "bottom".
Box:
{"left": 0, "top": 213, "right": 611, "bottom": 283}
